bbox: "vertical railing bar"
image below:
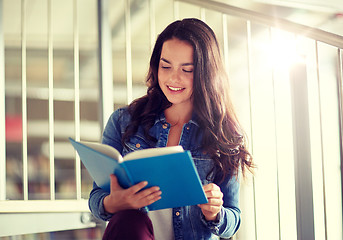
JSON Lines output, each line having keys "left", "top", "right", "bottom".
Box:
{"left": 269, "top": 27, "right": 283, "bottom": 240}
{"left": 336, "top": 47, "right": 343, "bottom": 235}
{"left": 173, "top": 0, "right": 179, "bottom": 20}
{"left": 222, "top": 14, "right": 229, "bottom": 72}
{"left": 21, "top": 0, "right": 28, "bottom": 201}
{"left": 125, "top": 0, "right": 133, "bottom": 104}
{"left": 97, "top": 0, "right": 114, "bottom": 132}
{"left": 291, "top": 43, "right": 315, "bottom": 240}
{"left": 149, "top": 0, "right": 156, "bottom": 50}
{"left": 315, "top": 40, "right": 328, "bottom": 240}
{"left": 48, "top": 0, "right": 55, "bottom": 200}
{"left": 0, "top": 0, "right": 6, "bottom": 201}
{"left": 73, "top": 0, "right": 82, "bottom": 200}
{"left": 246, "top": 20, "right": 258, "bottom": 240}
{"left": 200, "top": 7, "right": 206, "bottom": 22}
{"left": 97, "top": 1, "right": 114, "bottom": 232}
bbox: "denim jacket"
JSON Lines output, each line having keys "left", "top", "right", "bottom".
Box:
{"left": 89, "top": 107, "right": 241, "bottom": 239}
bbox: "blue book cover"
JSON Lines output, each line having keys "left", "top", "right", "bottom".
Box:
{"left": 69, "top": 137, "right": 208, "bottom": 211}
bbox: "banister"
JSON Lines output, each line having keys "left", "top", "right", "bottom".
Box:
{"left": 179, "top": 0, "right": 343, "bottom": 49}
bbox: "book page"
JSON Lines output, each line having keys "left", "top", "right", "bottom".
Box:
{"left": 123, "top": 145, "right": 184, "bottom": 161}
{"left": 80, "top": 141, "right": 124, "bottom": 162}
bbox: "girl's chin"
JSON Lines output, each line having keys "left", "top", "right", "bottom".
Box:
{"left": 165, "top": 97, "right": 193, "bottom": 106}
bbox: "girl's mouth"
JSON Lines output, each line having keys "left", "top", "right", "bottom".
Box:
{"left": 168, "top": 86, "right": 184, "bottom": 91}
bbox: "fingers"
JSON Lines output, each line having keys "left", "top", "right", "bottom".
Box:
{"left": 105, "top": 174, "right": 162, "bottom": 213}
{"left": 205, "top": 184, "right": 223, "bottom": 201}
{"left": 203, "top": 183, "right": 223, "bottom": 198}
{"left": 136, "top": 186, "right": 161, "bottom": 199}
{"left": 199, "top": 198, "right": 223, "bottom": 211}
{"left": 138, "top": 187, "right": 162, "bottom": 206}
{"left": 126, "top": 180, "right": 149, "bottom": 194}
{"left": 198, "top": 197, "right": 223, "bottom": 211}
{"left": 116, "top": 175, "right": 162, "bottom": 204}
{"left": 204, "top": 197, "right": 223, "bottom": 206}
{"left": 123, "top": 184, "right": 161, "bottom": 210}
{"left": 131, "top": 183, "right": 162, "bottom": 205}
{"left": 198, "top": 204, "right": 221, "bottom": 221}
{"left": 111, "top": 174, "right": 156, "bottom": 196}
{"left": 199, "top": 183, "right": 224, "bottom": 221}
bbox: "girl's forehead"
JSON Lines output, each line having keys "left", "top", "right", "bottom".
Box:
{"left": 160, "top": 39, "right": 194, "bottom": 63}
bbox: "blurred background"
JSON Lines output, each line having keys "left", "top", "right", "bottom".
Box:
{"left": 0, "top": 0, "right": 342, "bottom": 239}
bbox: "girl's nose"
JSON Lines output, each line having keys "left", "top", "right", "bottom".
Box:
{"left": 170, "top": 69, "right": 181, "bottom": 81}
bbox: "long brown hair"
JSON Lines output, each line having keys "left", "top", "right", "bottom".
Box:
{"left": 123, "top": 18, "right": 253, "bottom": 180}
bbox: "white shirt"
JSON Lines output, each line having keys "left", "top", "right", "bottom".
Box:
{"left": 148, "top": 208, "right": 174, "bottom": 240}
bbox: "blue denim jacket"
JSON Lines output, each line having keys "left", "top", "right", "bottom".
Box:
{"left": 89, "top": 107, "right": 241, "bottom": 239}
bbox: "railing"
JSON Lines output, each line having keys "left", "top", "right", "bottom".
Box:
{"left": 0, "top": 0, "right": 96, "bottom": 236}
{"left": 182, "top": 0, "right": 343, "bottom": 48}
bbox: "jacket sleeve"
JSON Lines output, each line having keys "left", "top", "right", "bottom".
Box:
{"left": 89, "top": 182, "right": 113, "bottom": 221}
{"left": 88, "top": 108, "right": 127, "bottom": 221}
{"left": 200, "top": 174, "right": 241, "bottom": 238}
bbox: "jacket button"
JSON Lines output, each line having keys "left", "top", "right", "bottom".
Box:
{"left": 175, "top": 211, "right": 180, "bottom": 216}
{"left": 136, "top": 143, "right": 141, "bottom": 148}
{"left": 162, "top": 123, "right": 168, "bottom": 129}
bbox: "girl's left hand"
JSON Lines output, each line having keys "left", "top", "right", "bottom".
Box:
{"left": 198, "top": 183, "right": 224, "bottom": 221}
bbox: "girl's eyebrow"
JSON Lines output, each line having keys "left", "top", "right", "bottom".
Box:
{"left": 160, "top": 58, "right": 170, "bottom": 64}
{"left": 160, "top": 57, "right": 193, "bottom": 66}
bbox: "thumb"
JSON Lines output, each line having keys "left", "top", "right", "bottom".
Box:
{"left": 110, "top": 174, "right": 123, "bottom": 191}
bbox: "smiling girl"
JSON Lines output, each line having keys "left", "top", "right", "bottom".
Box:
{"left": 89, "top": 18, "right": 253, "bottom": 240}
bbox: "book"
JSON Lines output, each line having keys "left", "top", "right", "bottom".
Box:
{"left": 69, "top": 137, "right": 208, "bottom": 211}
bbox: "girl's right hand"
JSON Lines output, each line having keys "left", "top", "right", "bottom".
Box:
{"left": 103, "top": 174, "right": 162, "bottom": 214}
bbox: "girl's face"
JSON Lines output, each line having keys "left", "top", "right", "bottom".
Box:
{"left": 158, "top": 38, "right": 194, "bottom": 108}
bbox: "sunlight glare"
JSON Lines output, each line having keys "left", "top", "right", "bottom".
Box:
{"left": 269, "top": 29, "right": 304, "bottom": 69}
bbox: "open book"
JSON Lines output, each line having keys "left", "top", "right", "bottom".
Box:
{"left": 69, "top": 137, "right": 208, "bottom": 211}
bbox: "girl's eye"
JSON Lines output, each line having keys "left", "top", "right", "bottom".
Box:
{"left": 183, "top": 69, "right": 193, "bottom": 73}
{"left": 161, "top": 66, "right": 170, "bottom": 69}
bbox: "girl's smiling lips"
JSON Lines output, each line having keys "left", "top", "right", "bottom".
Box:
{"left": 167, "top": 85, "right": 185, "bottom": 91}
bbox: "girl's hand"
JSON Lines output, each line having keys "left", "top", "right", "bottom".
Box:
{"left": 198, "top": 183, "right": 223, "bottom": 221}
{"left": 103, "top": 174, "right": 162, "bottom": 214}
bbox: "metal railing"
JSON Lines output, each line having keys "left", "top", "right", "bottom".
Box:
{"left": 182, "top": 0, "right": 343, "bottom": 49}
{"left": 0, "top": 0, "right": 95, "bottom": 236}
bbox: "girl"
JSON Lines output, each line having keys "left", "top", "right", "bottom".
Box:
{"left": 89, "top": 18, "right": 253, "bottom": 240}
